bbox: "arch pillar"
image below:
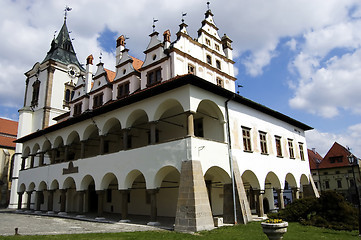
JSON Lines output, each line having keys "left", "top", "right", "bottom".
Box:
{"left": 21, "top": 157, "right": 26, "bottom": 170}
{"left": 150, "top": 122, "right": 157, "bottom": 145}
{"left": 30, "top": 155, "right": 35, "bottom": 168}
{"left": 26, "top": 191, "right": 33, "bottom": 210}
{"left": 39, "top": 152, "right": 45, "bottom": 166}
{"left": 186, "top": 112, "right": 195, "bottom": 137}
{"left": 51, "top": 149, "right": 56, "bottom": 164}
{"left": 292, "top": 187, "right": 300, "bottom": 201}
{"left": 254, "top": 190, "right": 264, "bottom": 217}
{"left": 64, "top": 146, "right": 69, "bottom": 162}
{"left": 122, "top": 129, "right": 130, "bottom": 150}
{"left": 17, "top": 192, "right": 24, "bottom": 210}
{"left": 276, "top": 189, "right": 285, "bottom": 209}
{"left": 99, "top": 136, "right": 105, "bottom": 155}
{"left": 147, "top": 189, "right": 159, "bottom": 225}
{"left": 120, "top": 190, "right": 130, "bottom": 222}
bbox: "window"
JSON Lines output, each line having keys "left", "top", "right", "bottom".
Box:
{"left": 117, "top": 82, "right": 130, "bottom": 98}
{"left": 205, "top": 38, "right": 211, "bottom": 46}
{"left": 324, "top": 172, "right": 328, "bottom": 175}
{"left": 314, "top": 182, "right": 318, "bottom": 189}
{"left": 325, "top": 181, "right": 330, "bottom": 189}
{"left": 242, "top": 127, "right": 252, "bottom": 152}
{"left": 288, "top": 139, "right": 295, "bottom": 159}
{"left": 216, "top": 60, "right": 221, "bottom": 70}
{"left": 147, "top": 68, "right": 162, "bottom": 86}
{"left": 335, "top": 170, "right": 340, "bottom": 174}
{"left": 188, "top": 64, "right": 195, "bottom": 74}
{"left": 299, "top": 143, "right": 305, "bottom": 160}
{"left": 206, "top": 55, "right": 212, "bottom": 65}
{"left": 215, "top": 44, "right": 220, "bottom": 51}
{"left": 350, "top": 179, "right": 355, "bottom": 187}
{"left": 259, "top": 132, "right": 268, "bottom": 154}
{"left": 93, "top": 93, "right": 103, "bottom": 108}
{"left": 194, "top": 118, "right": 204, "bottom": 138}
{"left": 31, "top": 80, "right": 40, "bottom": 107}
{"left": 74, "top": 103, "right": 82, "bottom": 116}
{"left": 275, "top": 136, "right": 282, "bottom": 157}
{"left": 337, "top": 180, "right": 342, "bottom": 188}
{"left": 216, "top": 78, "right": 224, "bottom": 87}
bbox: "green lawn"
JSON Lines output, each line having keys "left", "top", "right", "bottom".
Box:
{"left": 0, "top": 222, "right": 358, "bottom": 240}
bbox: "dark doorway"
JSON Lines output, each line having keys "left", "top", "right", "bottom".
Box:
{"left": 88, "top": 184, "right": 98, "bottom": 212}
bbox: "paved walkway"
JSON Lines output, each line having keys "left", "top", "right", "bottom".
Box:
{"left": 0, "top": 209, "right": 169, "bottom": 236}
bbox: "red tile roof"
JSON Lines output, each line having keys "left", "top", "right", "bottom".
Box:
{"left": 131, "top": 56, "right": 144, "bottom": 71}
{"left": 316, "top": 142, "right": 354, "bottom": 169}
{"left": 308, "top": 149, "right": 323, "bottom": 170}
{"left": 0, "top": 118, "right": 18, "bottom": 137}
{"left": 105, "top": 68, "right": 116, "bottom": 82}
{"left": 0, "top": 118, "right": 18, "bottom": 148}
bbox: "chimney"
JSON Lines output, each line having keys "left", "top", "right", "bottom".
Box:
{"left": 85, "top": 55, "right": 93, "bottom": 93}
{"left": 163, "top": 30, "right": 171, "bottom": 49}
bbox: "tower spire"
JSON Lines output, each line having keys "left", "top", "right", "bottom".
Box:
{"left": 64, "top": 6, "right": 72, "bottom": 21}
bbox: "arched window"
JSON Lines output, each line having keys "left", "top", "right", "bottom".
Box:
{"left": 188, "top": 64, "right": 195, "bottom": 74}
{"left": 31, "top": 80, "right": 40, "bottom": 107}
{"left": 206, "top": 55, "right": 212, "bottom": 65}
{"left": 216, "top": 60, "right": 221, "bottom": 70}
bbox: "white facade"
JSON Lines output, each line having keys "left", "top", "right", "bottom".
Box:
{"left": 11, "top": 7, "right": 316, "bottom": 232}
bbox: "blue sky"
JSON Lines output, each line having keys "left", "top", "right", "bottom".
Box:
{"left": 1, "top": 0, "right": 361, "bottom": 157}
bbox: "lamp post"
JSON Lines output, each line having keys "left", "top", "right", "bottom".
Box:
{"left": 348, "top": 154, "right": 361, "bottom": 236}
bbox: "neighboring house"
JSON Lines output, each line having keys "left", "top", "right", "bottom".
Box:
{"left": 10, "top": 6, "right": 317, "bottom": 232}
{"left": 0, "top": 118, "right": 18, "bottom": 207}
{"left": 308, "top": 142, "right": 360, "bottom": 205}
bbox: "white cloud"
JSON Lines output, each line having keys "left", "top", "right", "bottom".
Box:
{"left": 306, "top": 123, "right": 361, "bottom": 157}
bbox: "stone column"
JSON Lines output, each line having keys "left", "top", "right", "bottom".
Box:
{"left": 122, "top": 130, "right": 129, "bottom": 150}
{"left": 47, "top": 190, "right": 54, "bottom": 212}
{"left": 80, "top": 141, "right": 86, "bottom": 159}
{"left": 39, "top": 152, "right": 45, "bottom": 166}
{"left": 99, "top": 136, "right": 105, "bottom": 155}
{"left": 30, "top": 155, "right": 35, "bottom": 168}
{"left": 59, "top": 189, "right": 67, "bottom": 214}
{"left": 21, "top": 157, "right": 26, "bottom": 170}
{"left": 51, "top": 149, "right": 56, "bottom": 164}
{"left": 96, "top": 190, "right": 105, "bottom": 218}
{"left": 35, "top": 191, "right": 42, "bottom": 211}
{"left": 186, "top": 112, "right": 194, "bottom": 137}
{"left": 147, "top": 189, "right": 159, "bottom": 224}
{"left": 64, "top": 146, "right": 69, "bottom": 162}
{"left": 292, "top": 187, "right": 300, "bottom": 201}
{"left": 78, "top": 191, "right": 85, "bottom": 214}
{"left": 26, "top": 191, "right": 33, "bottom": 210}
{"left": 120, "top": 190, "right": 130, "bottom": 222}
{"left": 174, "top": 160, "right": 214, "bottom": 232}
{"left": 276, "top": 189, "right": 285, "bottom": 209}
{"left": 17, "top": 192, "right": 24, "bottom": 210}
{"left": 254, "top": 190, "right": 264, "bottom": 217}
{"left": 150, "top": 122, "right": 157, "bottom": 145}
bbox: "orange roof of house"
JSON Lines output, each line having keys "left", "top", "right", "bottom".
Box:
{"left": 105, "top": 68, "right": 116, "bottom": 82}
{"left": 0, "top": 118, "right": 18, "bottom": 137}
{"left": 316, "top": 142, "right": 355, "bottom": 169}
{"left": 0, "top": 118, "right": 18, "bottom": 148}
{"left": 131, "top": 56, "right": 143, "bottom": 71}
{"left": 308, "top": 149, "right": 323, "bottom": 170}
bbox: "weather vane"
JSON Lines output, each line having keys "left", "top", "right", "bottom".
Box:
{"left": 152, "top": 18, "right": 158, "bottom": 32}
{"left": 207, "top": 2, "right": 210, "bottom": 10}
{"left": 64, "top": 6, "right": 72, "bottom": 20}
{"left": 99, "top": 52, "right": 102, "bottom": 63}
{"left": 181, "top": 12, "right": 187, "bottom": 23}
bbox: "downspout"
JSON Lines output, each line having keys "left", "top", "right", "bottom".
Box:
{"left": 225, "top": 94, "right": 236, "bottom": 224}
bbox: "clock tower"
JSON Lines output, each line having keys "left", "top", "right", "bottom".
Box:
{"left": 8, "top": 13, "right": 85, "bottom": 208}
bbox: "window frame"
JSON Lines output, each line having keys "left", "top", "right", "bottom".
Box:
{"left": 117, "top": 82, "right": 130, "bottom": 99}
{"left": 259, "top": 131, "right": 268, "bottom": 155}
{"left": 242, "top": 127, "right": 252, "bottom": 152}
{"left": 288, "top": 138, "right": 295, "bottom": 159}
{"left": 74, "top": 102, "right": 82, "bottom": 116}
{"left": 275, "top": 136, "right": 282, "bottom": 157}
{"left": 93, "top": 92, "right": 104, "bottom": 108}
{"left": 147, "top": 68, "right": 162, "bottom": 86}
{"left": 299, "top": 142, "right": 305, "bottom": 160}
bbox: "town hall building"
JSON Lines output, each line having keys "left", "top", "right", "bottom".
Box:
{"left": 9, "top": 5, "right": 317, "bottom": 232}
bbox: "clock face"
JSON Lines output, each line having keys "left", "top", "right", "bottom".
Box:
{"left": 67, "top": 64, "right": 80, "bottom": 78}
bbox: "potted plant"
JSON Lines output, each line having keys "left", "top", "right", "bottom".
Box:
{"left": 261, "top": 219, "right": 288, "bottom": 240}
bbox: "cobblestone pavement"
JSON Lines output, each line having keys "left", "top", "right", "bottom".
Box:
{"left": 0, "top": 210, "right": 168, "bottom": 236}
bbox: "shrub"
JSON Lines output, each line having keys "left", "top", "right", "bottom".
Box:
{"left": 269, "top": 191, "right": 358, "bottom": 231}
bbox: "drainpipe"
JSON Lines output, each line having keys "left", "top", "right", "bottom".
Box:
{"left": 225, "top": 94, "right": 236, "bottom": 224}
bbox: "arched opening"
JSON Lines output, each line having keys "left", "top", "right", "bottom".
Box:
{"left": 102, "top": 118, "right": 122, "bottom": 154}
{"left": 53, "top": 136, "right": 65, "bottom": 163}
{"left": 80, "top": 175, "right": 97, "bottom": 213}
{"left": 242, "top": 170, "right": 261, "bottom": 215}
{"left": 154, "top": 99, "right": 187, "bottom": 143}
{"left": 285, "top": 173, "right": 298, "bottom": 204}
{"left": 265, "top": 172, "right": 281, "bottom": 212}
{"left": 126, "top": 110, "right": 149, "bottom": 149}
{"left": 31, "top": 144, "right": 40, "bottom": 168}
{"left": 41, "top": 140, "right": 52, "bottom": 165}
{"left": 83, "top": 124, "right": 100, "bottom": 158}
{"left": 100, "top": 173, "right": 120, "bottom": 214}
{"left": 155, "top": 166, "right": 180, "bottom": 219}
{"left": 204, "top": 166, "right": 231, "bottom": 218}
{"left": 195, "top": 100, "right": 225, "bottom": 142}
{"left": 125, "top": 170, "right": 149, "bottom": 217}
{"left": 22, "top": 146, "right": 31, "bottom": 169}
{"left": 62, "top": 177, "right": 77, "bottom": 213}
{"left": 66, "top": 131, "right": 81, "bottom": 161}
